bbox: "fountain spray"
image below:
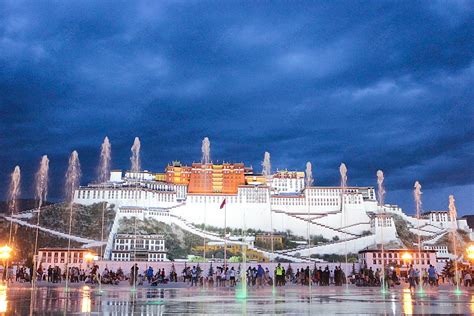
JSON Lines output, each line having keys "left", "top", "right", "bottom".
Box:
{"left": 98, "top": 137, "right": 111, "bottom": 183}
{"left": 6, "top": 166, "right": 21, "bottom": 283}
{"left": 129, "top": 137, "right": 141, "bottom": 291}
{"left": 201, "top": 137, "right": 210, "bottom": 260}
{"left": 413, "top": 181, "right": 423, "bottom": 293}
{"left": 339, "top": 163, "right": 349, "bottom": 292}
{"left": 98, "top": 137, "right": 111, "bottom": 259}
{"left": 448, "top": 195, "right": 461, "bottom": 294}
{"left": 262, "top": 152, "right": 271, "bottom": 177}
{"left": 32, "top": 156, "right": 49, "bottom": 287}
{"left": 305, "top": 162, "right": 313, "bottom": 188}
{"left": 269, "top": 195, "right": 275, "bottom": 296}
{"left": 7, "top": 166, "right": 21, "bottom": 245}
{"left": 65, "top": 151, "right": 81, "bottom": 293}
{"left": 237, "top": 198, "right": 248, "bottom": 300}
{"left": 130, "top": 137, "right": 141, "bottom": 173}
{"left": 201, "top": 137, "right": 211, "bottom": 164}
{"left": 306, "top": 162, "right": 313, "bottom": 299}
{"left": 376, "top": 170, "right": 386, "bottom": 293}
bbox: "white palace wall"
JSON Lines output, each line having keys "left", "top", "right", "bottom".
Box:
{"left": 73, "top": 184, "right": 402, "bottom": 241}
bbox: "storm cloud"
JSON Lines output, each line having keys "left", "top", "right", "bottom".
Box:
{"left": 0, "top": 1, "right": 473, "bottom": 215}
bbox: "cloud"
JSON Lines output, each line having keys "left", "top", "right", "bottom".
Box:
{"left": 0, "top": 1, "right": 472, "bottom": 215}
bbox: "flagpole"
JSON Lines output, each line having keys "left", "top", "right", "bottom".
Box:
{"left": 224, "top": 199, "right": 227, "bottom": 269}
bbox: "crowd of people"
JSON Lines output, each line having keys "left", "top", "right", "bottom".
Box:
{"left": 1, "top": 262, "right": 472, "bottom": 290}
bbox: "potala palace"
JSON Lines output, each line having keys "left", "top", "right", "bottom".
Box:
{"left": 73, "top": 160, "right": 473, "bottom": 262}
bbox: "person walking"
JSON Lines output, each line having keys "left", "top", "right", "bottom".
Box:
{"left": 275, "top": 264, "right": 284, "bottom": 286}
{"left": 257, "top": 265, "right": 265, "bottom": 287}
{"left": 408, "top": 265, "right": 416, "bottom": 292}
{"left": 229, "top": 267, "right": 236, "bottom": 286}
{"left": 130, "top": 264, "right": 139, "bottom": 287}
{"left": 146, "top": 266, "right": 154, "bottom": 284}
{"left": 191, "top": 266, "right": 198, "bottom": 286}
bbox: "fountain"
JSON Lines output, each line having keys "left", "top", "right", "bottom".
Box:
{"left": 376, "top": 170, "right": 386, "bottom": 293}
{"left": 7, "top": 166, "right": 21, "bottom": 245}
{"left": 98, "top": 137, "right": 111, "bottom": 259}
{"left": 236, "top": 200, "right": 247, "bottom": 300}
{"left": 305, "top": 162, "right": 313, "bottom": 187}
{"left": 201, "top": 137, "right": 210, "bottom": 164}
{"left": 129, "top": 137, "right": 141, "bottom": 289}
{"left": 201, "top": 137, "right": 210, "bottom": 260}
{"left": 5, "top": 166, "right": 20, "bottom": 282}
{"left": 448, "top": 195, "right": 461, "bottom": 295}
{"left": 262, "top": 152, "right": 271, "bottom": 177}
{"left": 32, "top": 156, "right": 49, "bottom": 287}
{"left": 413, "top": 181, "right": 423, "bottom": 293}
{"left": 305, "top": 162, "right": 313, "bottom": 298}
{"left": 98, "top": 137, "right": 111, "bottom": 183}
{"left": 130, "top": 137, "right": 141, "bottom": 173}
{"left": 65, "top": 151, "right": 81, "bottom": 293}
{"left": 339, "top": 163, "right": 349, "bottom": 291}
{"left": 269, "top": 199, "right": 275, "bottom": 295}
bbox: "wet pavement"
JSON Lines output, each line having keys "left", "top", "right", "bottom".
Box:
{"left": 0, "top": 283, "right": 472, "bottom": 315}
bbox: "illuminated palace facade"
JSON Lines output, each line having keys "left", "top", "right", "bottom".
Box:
{"left": 74, "top": 161, "right": 472, "bottom": 258}
{"left": 76, "top": 160, "right": 382, "bottom": 237}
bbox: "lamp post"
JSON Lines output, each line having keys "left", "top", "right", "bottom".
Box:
{"left": 84, "top": 252, "right": 95, "bottom": 265}
{"left": 401, "top": 252, "right": 413, "bottom": 275}
{"left": 0, "top": 246, "right": 13, "bottom": 282}
{"left": 466, "top": 244, "right": 474, "bottom": 266}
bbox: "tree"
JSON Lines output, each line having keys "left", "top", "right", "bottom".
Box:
{"left": 442, "top": 260, "right": 454, "bottom": 278}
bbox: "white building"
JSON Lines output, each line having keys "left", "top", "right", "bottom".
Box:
{"left": 423, "top": 210, "right": 456, "bottom": 229}
{"left": 422, "top": 245, "right": 450, "bottom": 263}
{"left": 270, "top": 170, "right": 305, "bottom": 194}
{"left": 370, "top": 214, "right": 397, "bottom": 244}
{"left": 73, "top": 170, "right": 472, "bottom": 261}
{"left": 37, "top": 248, "right": 97, "bottom": 269}
{"left": 111, "top": 234, "right": 167, "bottom": 262}
{"left": 358, "top": 249, "right": 437, "bottom": 272}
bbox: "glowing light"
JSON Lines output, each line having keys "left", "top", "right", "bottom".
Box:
{"left": 81, "top": 286, "right": 91, "bottom": 313}
{"left": 417, "top": 287, "right": 425, "bottom": 296}
{"left": 84, "top": 252, "right": 95, "bottom": 263}
{"left": 0, "top": 246, "right": 12, "bottom": 260}
{"left": 0, "top": 285, "right": 7, "bottom": 313}
{"left": 454, "top": 287, "right": 463, "bottom": 296}
{"left": 470, "top": 294, "right": 474, "bottom": 314}
{"left": 236, "top": 282, "right": 248, "bottom": 300}
{"left": 466, "top": 244, "right": 474, "bottom": 260}
{"left": 401, "top": 252, "right": 412, "bottom": 261}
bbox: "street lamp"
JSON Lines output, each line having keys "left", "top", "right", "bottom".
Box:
{"left": 466, "top": 244, "right": 474, "bottom": 261}
{"left": 0, "top": 246, "right": 13, "bottom": 282}
{"left": 0, "top": 246, "right": 12, "bottom": 261}
{"left": 84, "top": 252, "right": 95, "bottom": 264}
{"left": 401, "top": 252, "right": 412, "bottom": 261}
{"left": 401, "top": 252, "right": 413, "bottom": 272}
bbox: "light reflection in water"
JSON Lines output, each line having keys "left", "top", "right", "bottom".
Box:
{"left": 402, "top": 288, "right": 413, "bottom": 315}
{"left": 391, "top": 294, "right": 396, "bottom": 315}
{"left": 81, "top": 285, "right": 91, "bottom": 313}
{"left": 471, "top": 294, "right": 474, "bottom": 314}
{"left": 0, "top": 284, "right": 7, "bottom": 313}
{"left": 0, "top": 285, "right": 472, "bottom": 314}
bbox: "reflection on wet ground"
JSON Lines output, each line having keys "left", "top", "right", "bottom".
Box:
{"left": 1, "top": 284, "right": 472, "bottom": 315}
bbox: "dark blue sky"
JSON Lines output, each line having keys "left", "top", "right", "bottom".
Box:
{"left": 0, "top": 1, "right": 473, "bottom": 215}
